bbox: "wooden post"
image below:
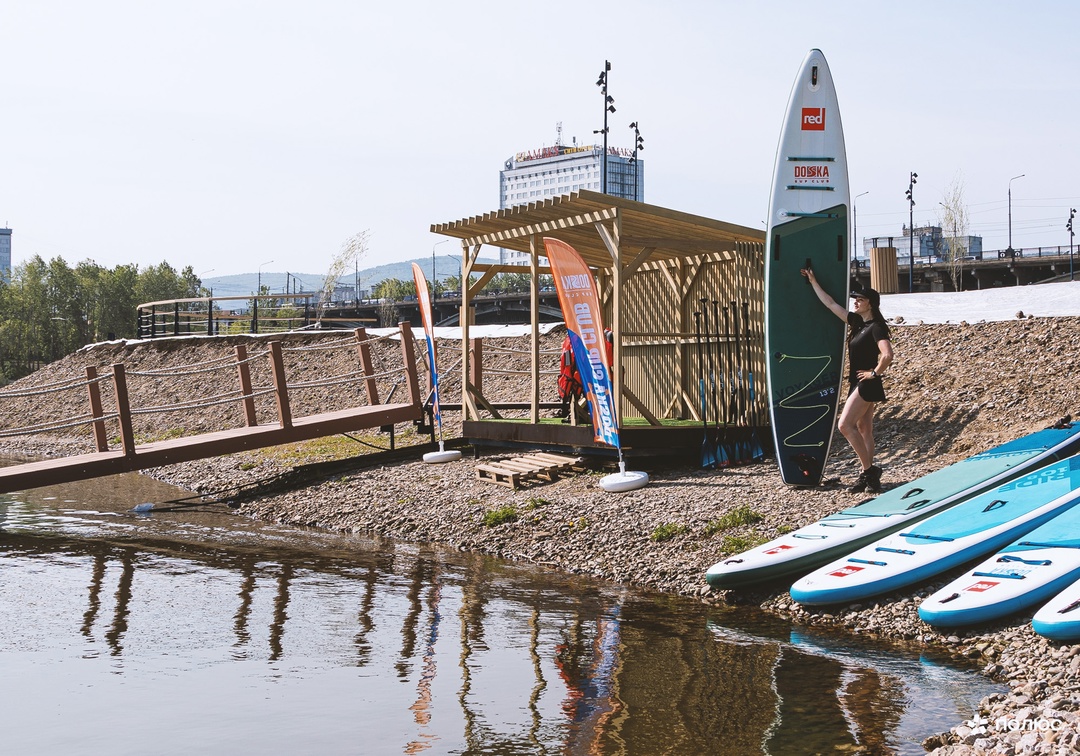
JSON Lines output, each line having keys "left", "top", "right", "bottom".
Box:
{"left": 529, "top": 235, "right": 540, "bottom": 424}
{"left": 267, "top": 341, "right": 292, "bottom": 428}
{"left": 470, "top": 338, "right": 483, "bottom": 397}
{"left": 354, "top": 327, "right": 381, "bottom": 405}
{"left": 235, "top": 344, "right": 258, "bottom": 427}
{"left": 398, "top": 322, "right": 422, "bottom": 409}
{"left": 112, "top": 363, "right": 137, "bottom": 457}
{"left": 85, "top": 366, "right": 109, "bottom": 452}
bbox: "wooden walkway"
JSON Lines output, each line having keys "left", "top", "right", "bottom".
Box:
{"left": 0, "top": 325, "right": 425, "bottom": 493}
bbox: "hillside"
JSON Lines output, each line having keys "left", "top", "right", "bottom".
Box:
{"left": 203, "top": 255, "right": 498, "bottom": 299}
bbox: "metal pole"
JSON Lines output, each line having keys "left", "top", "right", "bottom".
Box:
{"left": 1008, "top": 174, "right": 1024, "bottom": 256}
{"left": 906, "top": 172, "right": 917, "bottom": 292}
{"left": 1069, "top": 208, "right": 1076, "bottom": 281}
{"left": 853, "top": 191, "right": 869, "bottom": 262}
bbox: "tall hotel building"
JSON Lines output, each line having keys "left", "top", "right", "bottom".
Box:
{"left": 0, "top": 227, "right": 11, "bottom": 280}
{"left": 498, "top": 135, "right": 643, "bottom": 265}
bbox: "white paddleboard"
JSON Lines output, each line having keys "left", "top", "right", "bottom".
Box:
{"left": 1032, "top": 579, "right": 1080, "bottom": 641}
{"left": 790, "top": 454, "right": 1080, "bottom": 606}
{"left": 705, "top": 421, "right": 1080, "bottom": 589}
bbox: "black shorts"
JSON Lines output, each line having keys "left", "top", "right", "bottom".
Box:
{"left": 848, "top": 377, "right": 886, "bottom": 403}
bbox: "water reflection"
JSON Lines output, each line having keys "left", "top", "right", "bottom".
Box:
{"left": 0, "top": 475, "right": 998, "bottom": 755}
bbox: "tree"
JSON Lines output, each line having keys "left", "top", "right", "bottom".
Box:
{"left": 317, "top": 231, "right": 370, "bottom": 326}
{"left": 938, "top": 174, "right": 970, "bottom": 292}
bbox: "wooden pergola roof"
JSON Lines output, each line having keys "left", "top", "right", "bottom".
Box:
{"left": 430, "top": 189, "right": 764, "bottom": 269}
{"left": 429, "top": 190, "right": 766, "bottom": 431}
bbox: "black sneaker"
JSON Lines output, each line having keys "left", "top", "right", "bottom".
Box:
{"left": 865, "top": 465, "right": 883, "bottom": 494}
{"left": 848, "top": 470, "right": 869, "bottom": 493}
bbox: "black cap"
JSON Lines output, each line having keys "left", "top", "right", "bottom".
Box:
{"left": 851, "top": 286, "right": 880, "bottom": 308}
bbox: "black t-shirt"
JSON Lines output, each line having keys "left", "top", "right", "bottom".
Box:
{"left": 847, "top": 312, "right": 889, "bottom": 379}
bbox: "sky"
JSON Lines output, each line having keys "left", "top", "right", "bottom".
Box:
{"left": 2, "top": 1, "right": 1078, "bottom": 280}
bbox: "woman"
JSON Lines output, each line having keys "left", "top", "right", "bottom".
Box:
{"left": 800, "top": 268, "right": 894, "bottom": 493}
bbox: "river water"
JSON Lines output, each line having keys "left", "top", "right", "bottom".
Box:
{"left": 0, "top": 470, "right": 999, "bottom": 755}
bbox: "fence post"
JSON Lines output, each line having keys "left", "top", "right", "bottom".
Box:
{"left": 267, "top": 340, "right": 292, "bottom": 428}
{"left": 235, "top": 344, "right": 258, "bottom": 427}
{"left": 398, "top": 322, "right": 422, "bottom": 409}
{"left": 174, "top": 303, "right": 180, "bottom": 336}
{"left": 250, "top": 299, "right": 259, "bottom": 334}
{"left": 207, "top": 299, "right": 214, "bottom": 336}
{"left": 85, "top": 366, "right": 109, "bottom": 452}
{"left": 354, "top": 327, "right": 381, "bottom": 405}
{"left": 112, "top": 363, "right": 137, "bottom": 457}
{"left": 470, "top": 337, "right": 484, "bottom": 396}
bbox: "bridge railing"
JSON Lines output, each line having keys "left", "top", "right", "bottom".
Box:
{"left": 0, "top": 325, "right": 422, "bottom": 467}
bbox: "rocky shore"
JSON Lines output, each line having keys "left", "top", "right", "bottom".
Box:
{"left": 4, "top": 316, "right": 1080, "bottom": 754}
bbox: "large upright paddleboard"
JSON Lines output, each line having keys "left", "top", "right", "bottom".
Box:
{"left": 765, "top": 49, "right": 850, "bottom": 487}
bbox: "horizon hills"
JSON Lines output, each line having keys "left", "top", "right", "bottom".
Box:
{"left": 203, "top": 254, "right": 497, "bottom": 298}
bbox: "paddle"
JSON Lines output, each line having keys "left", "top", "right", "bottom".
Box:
{"left": 731, "top": 302, "right": 750, "bottom": 463}
{"left": 722, "top": 306, "right": 739, "bottom": 463}
{"left": 711, "top": 299, "right": 731, "bottom": 466}
{"left": 743, "top": 301, "right": 765, "bottom": 461}
{"left": 701, "top": 299, "right": 727, "bottom": 467}
{"left": 694, "top": 311, "right": 716, "bottom": 469}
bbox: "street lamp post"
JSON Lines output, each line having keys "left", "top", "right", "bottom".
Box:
{"left": 257, "top": 260, "right": 273, "bottom": 295}
{"left": 432, "top": 239, "right": 451, "bottom": 294}
{"left": 629, "top": 122, "right": 644, "bottom": 201}
{"left": 1007, "top": 174, "right": 1025, "bottom": 257}
{"left": 595, "top": 61, "right": 615, "bottom": 195}
{"left": 1068, "top": 208, "right": 1076, "bottom": 281}
{"left": 905, "top": 173, "right": 917, "bottom": 292}
{"left": 853, "top": 191, "right": 869, "bottom": 263}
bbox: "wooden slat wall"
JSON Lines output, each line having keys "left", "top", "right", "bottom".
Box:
{"left": 614, "top": 242, "right": 764, "bottom": 421}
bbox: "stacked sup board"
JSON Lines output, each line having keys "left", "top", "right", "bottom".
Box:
{"left": 918, "top": 468, "right": 1080, "bottom": 628}
{"left": 705, "top": 421, "right": 1080, "bottom": 589}
{"left": 765, "top": 49, "right": 850, "bottom": 487}
{"left": 790, "top": 452, "right": 1080, "bottom": 606}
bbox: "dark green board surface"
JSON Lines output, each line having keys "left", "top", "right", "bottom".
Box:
{"left": 766, "top": 205, "right": 848, "bottom": 485}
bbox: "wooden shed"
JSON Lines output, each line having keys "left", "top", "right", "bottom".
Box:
{"left": 431, "top": 190, "right": 767, "bottom": 458}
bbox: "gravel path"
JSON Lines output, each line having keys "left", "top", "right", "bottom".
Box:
{"left": 4, "top": 317, "right": 1080, "bottom": 754}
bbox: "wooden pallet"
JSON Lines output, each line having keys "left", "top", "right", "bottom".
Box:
{"left": 476, "top": 452, "right": 585, "bottom": 489}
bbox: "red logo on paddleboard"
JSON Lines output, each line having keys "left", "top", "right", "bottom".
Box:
{"left": 829, "top": 565, "right": 863, "bottom": 578}
{"left": 965, "top": 581, "right": 999, "bottom": 592}
{"left": 801, "top": 107, "right": 825, "bottom": 131}
{"left": 764, "top": 544, "right": 794, "bottom": 555}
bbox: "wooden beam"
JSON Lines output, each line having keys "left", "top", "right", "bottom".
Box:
{"left": 462, "top": 208, "right": 618, "bottom": 248}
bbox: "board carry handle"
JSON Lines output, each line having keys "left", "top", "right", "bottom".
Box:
{"left": 773, "top": 234, "right": 781, "bottom": 261}
{"left": 837, "top": 235, "right": 844, "bottom": 262}
{"left": 997, "top": 554, "right": 1052, "bottom": 566}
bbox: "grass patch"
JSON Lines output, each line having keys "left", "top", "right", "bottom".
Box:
{"left": 650, "top": 522, "right": 689, "bottom": 542}
{"left": 704, "top": 505, "right": 764, "bottom": 536}
{"left": 523, "top": 497, "right": 551, "bottom": 510}
{"left": 482, "top": 505, "right": 519, "bottom": 527}
{"left": 719, "top": 534, "right": 767, "bottom": 553}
